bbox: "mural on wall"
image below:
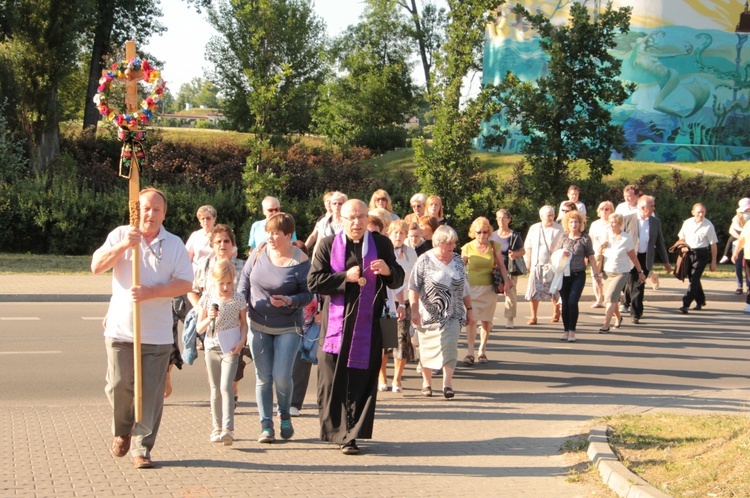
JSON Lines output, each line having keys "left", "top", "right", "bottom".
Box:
{"left": 482, "top": 0, "right": 750, "bottom": 162}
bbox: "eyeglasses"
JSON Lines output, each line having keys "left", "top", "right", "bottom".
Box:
{"left": 331, "top": 201, "right": 343, "bottom": 206}
{"left": 475, "top": 230, "right": 489, "bottom": 234}
{"left": 376, "top": 197, "right": 387, "bottom": 202}
{"left": 266, "top": 207, "right": 280, "bottom": 213}
{"left": 411, "top": 204, "right": 423, "bottom": 208}
{"left": 343, "top": 214, "right": 368, "bottom": 222}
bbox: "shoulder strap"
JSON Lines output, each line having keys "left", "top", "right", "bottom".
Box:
{"left": 253, "top": 242, "right": 267, "bottom": 268}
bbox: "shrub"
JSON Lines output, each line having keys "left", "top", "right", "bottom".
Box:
{"left": 351, "top": 125, "right": 408, "bottom": 153}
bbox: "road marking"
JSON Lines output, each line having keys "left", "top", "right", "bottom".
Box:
{"left": 0, "top": 351, "right": 61, "bottom": 355}
{"left": 81, "top": 317, "right": 106, "bottom": 320}
{"left": 0, "top": 317, "right": 41, "bottom": 321}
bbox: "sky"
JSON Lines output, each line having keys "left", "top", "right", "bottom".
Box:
{"left": 143, "top": 0, "right": 368, "bottom": 93}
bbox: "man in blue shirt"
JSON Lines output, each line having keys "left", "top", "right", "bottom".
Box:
{"left": 248, "top": 196, "right": 297, "bottom": 249}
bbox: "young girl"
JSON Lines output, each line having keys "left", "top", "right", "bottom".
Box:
{"left": 197, "top": 259, "right": 248, "bottom": 446}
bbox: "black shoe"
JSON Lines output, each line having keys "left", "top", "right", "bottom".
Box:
{"left": 679, "top": 306, "right": 688, "bottom": 314}
{"left": 632, "top": 317, "right": 640, "bottom": 324}
{"left": 692, "top": 305, "right": 702, "bottom": 311}
{"left": 341, "top": 440, "right": 359, "bottom": 455}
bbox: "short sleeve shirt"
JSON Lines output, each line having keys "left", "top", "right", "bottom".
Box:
{"left": 199, "top": 291, "right": 247, "bottom": 350}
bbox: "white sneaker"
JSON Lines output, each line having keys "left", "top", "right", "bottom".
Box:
{"left": 719, "top": 255, "right": 730, "bottom": 264}
{"left": 221, "top": 431, "right": 234, "bottom": 446}
{"left": 505, "top": 320, "right": 514, "bottom": 329}
{"left": 209, "top": 430, "right": 222, "bottom": 443}
{"left": 289, "top": 406, "right": 301, "bottom": 417}
{"left": 743, "top": 304, "right": 750, "bottom": 313}
{"left": 619, "top": 305, "right": 629, "bottom": 313}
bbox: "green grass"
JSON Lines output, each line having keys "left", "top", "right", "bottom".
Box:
{"left": 0, "top": 253, "right": 92, "bottom": 274}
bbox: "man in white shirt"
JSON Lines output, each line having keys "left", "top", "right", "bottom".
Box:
{"left": 622, "top": 195, "right": 671, "bottom": 323}
{"left": 558, "top": 185, "right": 586, "bottom": 219}
{"left": 677, "top": 203, "right": 717, "bottom": 313}
{"left": 92, "top": 188, "right": 193, "bottom": 469}
{"left": 615, "top": 185, "right": 640, "bottom": 216}
{"left": 247, "top": 196, "right": 297, "bottom": 249}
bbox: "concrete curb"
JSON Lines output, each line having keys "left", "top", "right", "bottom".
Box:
{"left": 587, "top": 426, "right": 671, "bottom": 498}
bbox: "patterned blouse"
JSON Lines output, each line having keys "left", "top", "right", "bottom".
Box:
{"left": 409, "top": 252, "right": 470, "bottom": 329}
{"left": 560, "top": 233, "right": 595, "bottom": 273}
{"left": 198, "top": 291, "right": 247, "bottom": 350}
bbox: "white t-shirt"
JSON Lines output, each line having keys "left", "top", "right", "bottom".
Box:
{"left": 97, "top": 225, "right": 194, "bottom": 345}
{"left": 603, "top": 232, "right": 636, "bottom": 274}
{"left": 615, "top": 202, "right": 638, "bottom": 216}
{"left": 185, "top": 229, "right": 212, "bottom": 267}
{"left": 558, "top": 200, "right": 586, "bottom": 218}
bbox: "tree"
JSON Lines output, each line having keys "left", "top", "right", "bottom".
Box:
{"left": 0, "top": 0, "right": 88, "bottom": 171}
{"left": 313, "top": 0, "right": 418, "bottom": 148}
{"left": 81, "top": 0, "right": 165, "bottom": 129}
{"left": 495, "top": 1, "right": 635, "bottom": 203}
{"left": 206, "top": 0, "right": 326, "bottom": 137}
{"left": 175, "top": 77, "right": 219, "bottom": 110}
{"left": 396, "top": 0, "right": 446, "bottom": 95}
{"left": 413, "top": 0, "right": 504, "bottom": 233}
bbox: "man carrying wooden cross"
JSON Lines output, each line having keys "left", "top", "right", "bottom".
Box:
{"left": 92, "top": 188, "right": 193, "bottom": 469}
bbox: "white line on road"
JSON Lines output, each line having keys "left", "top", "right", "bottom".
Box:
{"left": 0, "top": 317, "right": 41, "bottom": 321}
{"left": 0, "top": 351, "right": 61, "bottom": 355}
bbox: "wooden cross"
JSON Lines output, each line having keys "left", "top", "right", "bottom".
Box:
{"left": 106, "top": 40, "right": 146, "bottom": 422}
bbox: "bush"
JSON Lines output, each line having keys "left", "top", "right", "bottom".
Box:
{"left": 0, "top": 100, "right": 28, "bottom": 183}
{"left": 351, "top": 125, "right": 408, "bottom": 153}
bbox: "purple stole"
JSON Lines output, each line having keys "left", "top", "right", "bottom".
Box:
{"left": 324, "top": 231, "right": 378, "bottom": 369}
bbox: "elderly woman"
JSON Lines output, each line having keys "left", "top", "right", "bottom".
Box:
{"left": 677, "top": 203, "right": 718, "bottom": 314}
{"left": 186, "top": 205, "right": 217, "bottom": 265}
{"left": 558, "top": 211, "right": 599, "bottom": 342}
{"left": 378, "top": 220, "right": 418, "bottom": 392}
{"left": 588, "top": 201, "right": 615, "bottom": 308}
{"left": 409, "top": 225, "right": 474, "bottom": 399}
{"left": 598, "top": 214, "right": 645, "bottom": 332}
{"left": 238, "top": 213, "right": 313, "bottom": 443}
{"left": 369, "top": 189, "right": 400, "bottom": 221}
{"left": 188, "top": 225, "right": 247, "bottom": 402}
{"left": 461, "top": 217, "right": 512, "bottom": 365}
{"left": 405, "top": 193, "right": 427, "bottom": 225}
{"left": 368, "top": 207, "right": 393, "bottom": 233}
{"left": 426, "top": 195, "right": 450, "bottom": 226}
{"left": 524, "top": 206, "right": 564, "bottom": 325}
{"left": 490, "top": 209, "right": 525, "bottom": 329}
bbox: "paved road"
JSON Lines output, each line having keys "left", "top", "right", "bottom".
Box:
{"left": 2, "top": 295, "right": 749, "bottom": 497}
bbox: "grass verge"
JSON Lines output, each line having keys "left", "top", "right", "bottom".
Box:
{"left": 603, "top": 413, "right": 750, "bottom": 498}
{"left": 0, "top": 253, "right": 92, "bottom": 274}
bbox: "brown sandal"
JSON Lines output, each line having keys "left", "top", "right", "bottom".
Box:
{"left": 527, "top": 318, "right": 537, "bottom": 325}
{"left": 477, "top": 354, "right": 488, "bottom": 363}
{"left": 552, "top": 305, "right": 561, "bottom": 322}
{"left": 463, "top": 355, "right": 475, "bottom": 365}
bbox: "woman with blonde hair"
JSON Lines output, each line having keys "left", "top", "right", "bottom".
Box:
{"left": 461, "top": 217, "right": 512, "bottom": 364}
{"left": 369, "top": 189, "right": 399, "bottom": 220}
{"left": 588, "top": 201, "right": 615, "bottom": 308}
{"left": 426, "top": 195, "right": 450, "bottom": 226}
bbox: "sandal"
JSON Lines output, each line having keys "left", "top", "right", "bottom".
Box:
{"left": 527, "top": 318, "right": 537, "bottom": 325}
{"left": 552, "top": 305, "right": 561, "bottom": 322}
{"left": 463, "top": 355, "right": 475, "bottom": 365}
{"left": 477, "top": 354, "right": 488, "bottom": 363}
{"left": 421, "top": 386, "right": 433, "bottom": 397}
{"left": 443, "top": 387, "right": 455, "bottom": 399}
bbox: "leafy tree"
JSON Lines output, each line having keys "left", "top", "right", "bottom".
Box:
{"left": 206, "top": 0, "right": 326, "bottom": 137}
{"left": 81, "top": 0, "right": 165, "bottom": 129}
{"left": 495, "top": 1, "right": 635, "bottom": 204}
{"left": 313, "top": 0, "right": 418, "bottom": 149}
{"left": 396, "top": 0, "right": 446, "bottom": 95}
{"left": 175, "top": 77, "right": 219, "bottom": 110}
{"left": 0, "top": 0, "right": 89, "bottom": 171}
{"left": 0, "top": 99, "right": 28, "bottom": 183}
{"left": 413, "top": 0, "right": 504, "bottom": 234}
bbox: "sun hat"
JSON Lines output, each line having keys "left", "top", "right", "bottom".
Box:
{"left": 738, "top": 198, "right": 750, "bottom": 213}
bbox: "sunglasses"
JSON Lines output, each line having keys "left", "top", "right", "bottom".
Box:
{"left": 376, "top": 197, "right": 387, "bottom": 202}
{"left": 266, "top": 207, "right": 280, "bottom": 213}
{"left": 475, "top": 230, "right": 489, "bottom": 234}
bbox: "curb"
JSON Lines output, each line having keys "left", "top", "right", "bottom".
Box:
{"left": 587, "top": 426, "right": 671, "bottom": 498}
{"left": 0, "top": 294, "right": 110, "bottom": 303}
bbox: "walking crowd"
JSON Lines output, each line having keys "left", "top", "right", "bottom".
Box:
{"left": 91, "top": 184, "right": 750, "bottom": 468}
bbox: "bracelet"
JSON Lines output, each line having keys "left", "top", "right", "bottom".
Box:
{"left": 285, "top": 297, "right": 291, "bottom": 306}
{"left": 398, "top": 304, "right": 406, "bottom": 308}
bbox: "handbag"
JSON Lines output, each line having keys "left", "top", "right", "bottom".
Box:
{"left": 491, "top": 267, "right": 505, "bottom": 294}
{"left": 507, "top": 233, "right": 527, "bottom": 276}
{"left": 298, "top": 322, "right": 320, "bottom": 365}
{"left": 379, "top": 316, "right": 400, "bottom": 349}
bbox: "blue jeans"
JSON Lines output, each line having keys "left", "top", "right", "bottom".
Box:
{"left": 250, "top": 327, "right": 301, "bottom": 427}
{"left": 560, "top": 271, "right": 586, "bottom": 332}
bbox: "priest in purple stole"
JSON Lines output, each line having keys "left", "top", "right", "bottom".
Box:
{"left": 308, "top": 199, "right": 404, "bottom": 455}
